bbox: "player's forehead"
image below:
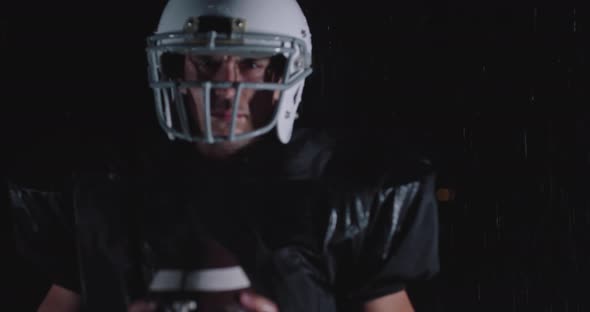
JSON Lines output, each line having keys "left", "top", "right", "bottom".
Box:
{"left": 187, "top": 54, "right": 272, "bottom": 61}
{"left": 182, "top": 49, "right": 280, "bottom": 60}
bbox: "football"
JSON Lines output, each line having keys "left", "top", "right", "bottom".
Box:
{"left": 148, "top": 237, "right": 251, "bottom": 312}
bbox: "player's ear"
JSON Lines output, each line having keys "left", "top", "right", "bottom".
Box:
{"left": 272, "top": 77, "right": 283, "bottom": 104}
{"left": 268, "top": 58, "right": 286, "bottom": 105}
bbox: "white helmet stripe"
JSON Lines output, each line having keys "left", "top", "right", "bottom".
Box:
{"left": 184, "top": 266, "right": 251, "bottom": 292}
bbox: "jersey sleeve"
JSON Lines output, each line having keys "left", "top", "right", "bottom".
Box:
{"left": 335, "top": 171, "right": 440, "bottom": 305}
{"left": 8, "top": 183, "right": 81, "bottom": 293}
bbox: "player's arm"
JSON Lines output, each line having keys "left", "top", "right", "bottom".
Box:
{"left": 344, "top": 168, "right": 439, "bottom": 312}
{"left": 38, "top": 285, "right": 80, "bottom": 312}
{"left": 362, "top": 289, "right": 414, "bottom": 312}
{"left": 125, "top": 291, "right": 278, "bottom": 312}
{"left": 8, "top": 183, "right": 81, "bottom": 312}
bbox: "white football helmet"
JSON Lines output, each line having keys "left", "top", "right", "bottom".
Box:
{"left": 146, "top": 0, "right": 313, "bottom": 144}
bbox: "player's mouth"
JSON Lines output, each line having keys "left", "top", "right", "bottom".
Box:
{"left": 212, "top": 112, "right": 248, "bottom": 122}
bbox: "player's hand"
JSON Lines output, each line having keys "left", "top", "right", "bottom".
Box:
{"left": 239, "top": 291, "right": 279, "bottom": 312}
{"left": 127, "top": 300, "right": 157, "bottom": 312}
{"left": 126, "top": 292, "right": 278, "bottom": 312}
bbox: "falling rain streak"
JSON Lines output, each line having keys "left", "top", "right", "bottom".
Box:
{"left": 495, "top": 202, "right": 502, "bottom": 241}
{"left": 523, "top": 129, "right": 528, "bottom": 159}
{"left": 533, "top": 8, "right": 538, "bottom": 32}
{"left": 573, "top": 8, "right": 576, "bottom": 32}
{"left": 513, "top": 288, "right": 517, "bottom": 312}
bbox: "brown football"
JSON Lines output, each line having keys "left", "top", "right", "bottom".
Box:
{"left": 148, "top": 237, "right": 250, "bottom": 312}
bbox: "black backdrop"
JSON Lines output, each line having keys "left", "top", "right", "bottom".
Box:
{"left": 1, "top": 0, "right": 589, "bottom": 311}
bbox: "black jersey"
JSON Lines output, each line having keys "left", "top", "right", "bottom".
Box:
{"left": 9, "top": 128, "right": 439, "bottom": 312}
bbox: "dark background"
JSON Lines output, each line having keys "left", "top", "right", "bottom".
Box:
{"left": 1, "top": 0, "right": 588, "bottom": 311}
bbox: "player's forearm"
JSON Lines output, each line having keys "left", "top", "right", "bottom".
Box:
{"left": 38, "top": 284, "right": 80, "bottom": 312}
{"left": 362, "top": 290, "right": 415, "bottom": 312}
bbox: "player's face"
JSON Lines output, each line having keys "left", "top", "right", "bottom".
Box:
{"left": 182, "top": 54, "right": 282, "bottom": 158}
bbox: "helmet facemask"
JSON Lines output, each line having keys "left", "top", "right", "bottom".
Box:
{"left": 146, "top": 16, "right": 312, "bottom": 144}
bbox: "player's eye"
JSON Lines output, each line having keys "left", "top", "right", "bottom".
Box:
{"left": 191, "top": 56, "right": 221, "bottom": 74}
{"left": 239, "top": 58, "right": 269, "bottom": 71}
